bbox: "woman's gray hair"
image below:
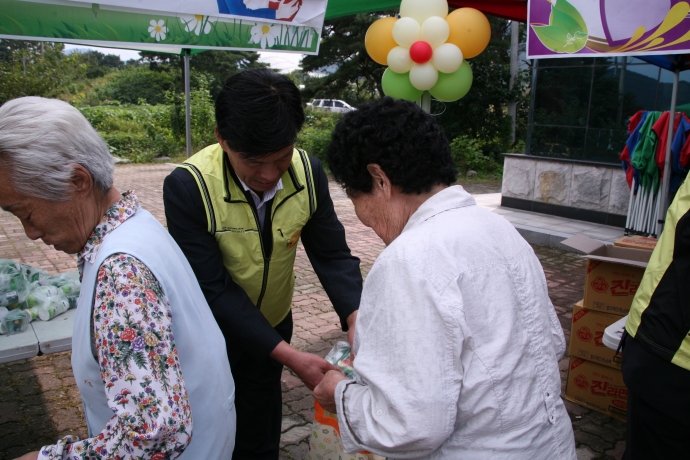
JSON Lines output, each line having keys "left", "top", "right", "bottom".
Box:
{"left": 0, "top": 96, "right": 114, "bottom": 201}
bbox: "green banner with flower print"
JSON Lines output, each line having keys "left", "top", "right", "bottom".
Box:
{"left": 0, "top": 0, "right": 320, "bottom": 54}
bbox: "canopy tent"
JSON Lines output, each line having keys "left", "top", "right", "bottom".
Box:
{"left": 0, "top": 0, "right": 527, "bottom": 156}
{"left": 325, "top": 0, "right": 527, "bottom": 22}
{"left": 0, "top": 0, "right": 330, "bottom": 156}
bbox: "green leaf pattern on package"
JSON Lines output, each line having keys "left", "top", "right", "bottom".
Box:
{"left": 532, "top": 0, "right": 588, "bottom": 53}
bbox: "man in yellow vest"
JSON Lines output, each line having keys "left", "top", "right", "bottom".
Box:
{"left": 163, "top": 69, "right": 362, "bottom": 459}
{"left": 621, "top": 174, "right": 690, "bottom": 459}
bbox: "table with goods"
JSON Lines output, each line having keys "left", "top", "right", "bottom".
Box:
{"left": 0, "top": 259, "right": 80, "bottom": 363}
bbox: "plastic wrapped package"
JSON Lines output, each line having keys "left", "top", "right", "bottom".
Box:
{"left": 25, "top": 307, "right": 41, "bottom": 322}
{"left": 26, "top": 285, "right": 70, "bottom": 321}
{"left": 0, "top": 259, "right": 30, "bottom": 309}
{"left": 309, "top": 342, "right": 383, "bottom": 460}
{"left": 0, "top": 306, "right": 8, "bottom": 321}
{"left": 0, "top": 309, "right": 31, "bottom": 335}
{"left": 20, "top": 264, "right": 48, "bottom": 286}
{"left": 45, "top": 272, "right": 80, "bottom": 308}
{"left": 324, "top": 341, "right": 358, "bottom": 379}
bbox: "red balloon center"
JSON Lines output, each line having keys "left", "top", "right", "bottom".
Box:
{"left": 409, "top": 41, "right": 433, "bottom": 64}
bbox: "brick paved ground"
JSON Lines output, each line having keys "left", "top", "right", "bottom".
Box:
{"left": 0, "top": 165, "right": 624, "bottom": 460}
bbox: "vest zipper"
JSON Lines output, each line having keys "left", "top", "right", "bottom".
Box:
{"left": 249, "top": 203, "right": 271, "bottom": 310}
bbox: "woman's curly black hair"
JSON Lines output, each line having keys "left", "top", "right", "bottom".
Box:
{"left": 326, "top": 97, "right": 457, "bottom": 195}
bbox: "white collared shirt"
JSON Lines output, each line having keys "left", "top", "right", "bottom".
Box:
{"left": 237, "top": 177, "right": 283, "bottom": 230}
{"left": 335, "top": 186, "right": 577, "bottom": 460}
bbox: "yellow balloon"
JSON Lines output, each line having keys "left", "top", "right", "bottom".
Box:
{"left": 446, "top": 8, "right": 491, "bottom": 59}
{"left": 365, "top": 17, "right": 399, "bottom": 65}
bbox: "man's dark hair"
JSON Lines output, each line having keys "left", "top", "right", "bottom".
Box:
{"left": 215, "top": 68, "right": 305, "bottom": 157}
{"left": 326, "top": 97, "right": 457, "bottom": 195}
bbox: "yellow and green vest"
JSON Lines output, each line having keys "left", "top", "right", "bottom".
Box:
{"left": 626, "top": 176, "right": 690, "bottom": 371}
{"left": 178, "top": 144, "right": 317, "bottom": 327}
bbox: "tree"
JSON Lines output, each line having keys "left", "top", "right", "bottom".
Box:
{"left": 0, "top": 41, "right": 86, "bottom": 104}
{"left": 139, "top": 50, "right": 268, "bottom": 98}
{"left": 300, "top": 12, "right": 395, "bottom": 105}
{"left": 434, "top": 17, "right": 529, "bottom": 157}
{"left": 300, "top": 15, "right": 530, "bottom": 157}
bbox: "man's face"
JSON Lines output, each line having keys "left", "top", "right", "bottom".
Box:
{"left": 214, "top": 128, "right": 294, "bottom": 194}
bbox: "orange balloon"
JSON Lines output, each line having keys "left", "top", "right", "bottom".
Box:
{"left": 365, "top": 17, "right": 398, "bottom": 65}
{"left": 446, "top": 8, "right": 491, "bottom": 59}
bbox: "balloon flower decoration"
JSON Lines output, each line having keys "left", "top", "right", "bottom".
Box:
{"left": 365, "top": 0, "right": 491, "bottom": 103}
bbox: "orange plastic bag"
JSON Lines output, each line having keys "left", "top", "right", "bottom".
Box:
{"left": 308, "top": 401, "right": 384, "bottom": 460}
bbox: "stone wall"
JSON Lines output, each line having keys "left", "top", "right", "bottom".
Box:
{"left": 502, "top": 155, "right": 630, "bottom": 218}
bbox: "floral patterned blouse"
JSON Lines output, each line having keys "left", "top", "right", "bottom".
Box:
{"left": 38, "top": 191, "right": 192, "bottom": 460}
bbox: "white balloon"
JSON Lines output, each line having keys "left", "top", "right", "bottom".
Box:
{"left": 400, "top": 0, "right": 448, "bottom": 24}
{"left": 421, "top": 16, "right": 450, "bottom": 48}
{"left": 392, "top": 17, "right": 421, "bottom": 48}
{"left": 431, "top": 43, "right": 463, "bottom": 73}
{"left": 409, "top": 63, "right": 439, "bottom": 91}
{"left": 387, "top": 46, "right": 414, "bottom": 73}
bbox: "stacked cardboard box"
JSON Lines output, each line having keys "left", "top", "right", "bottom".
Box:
{"left": 560, "top": 235, "right": 653, "bottom": 421}
{"left": 613, "top": 235, "right": 658, "bottom": 251}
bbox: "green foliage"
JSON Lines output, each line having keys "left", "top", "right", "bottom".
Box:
{"left": 95, "top": 66, "right": 179, "bottom": 105}
{"left": 164, "top": 75, "right": 217, "bottom": 149}
{"left": 0, "top": 41, "right": 86, "bottom": 104}
{"left": 139, "top": 49, "right": 268, "bottom": 98}
{"left": 296, "top": 111, "right": 341, "bottom": 164}
{"left": 450, "top": 135, "right": 503, "bottom": 179}
{"left": 301, "top": 12, "right": 394, "bottom": 105}
{"left": 434, "top": 18, "right": 529, "bottom": 160}
{"left": 80, "top": 104, "right": 177, "bottom": 162}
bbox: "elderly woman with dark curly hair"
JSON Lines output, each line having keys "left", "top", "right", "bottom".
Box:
{"left": 313, "top": 97, "right": 577, "bottom": 459}
{"left": 0, "top": 97, "right": 236, "bottom": 460}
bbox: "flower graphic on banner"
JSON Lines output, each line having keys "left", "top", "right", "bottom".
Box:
{"left": 148, "top": 19, "right": 168, "bottom": 41}
{"left": 364, "top": 0, "right": 490, "bottom": 102}
{"left": 250, "top": 22, "right": 281, "bottom": 49}
{"left": 180, "top": 14, "right": 216, "bottom": 36}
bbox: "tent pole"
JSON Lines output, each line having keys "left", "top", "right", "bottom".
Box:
{"left": 184, "top": 48, "right": 193, "bottom": 158}
{"left": 624, "top": 186, "right": 634, "bottom": 234}
{"left": 656, "top": 68, "right": 679, "bottom": 236}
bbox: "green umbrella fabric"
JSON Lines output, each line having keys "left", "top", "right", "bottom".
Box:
{"left": 632, "top": 112, "right": 662, "bottom": 193}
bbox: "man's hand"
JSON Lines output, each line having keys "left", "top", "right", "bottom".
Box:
{"left": 314, "top": 370, "right": 348, "bottom": 413}
{"left": 270, "top": 341, "right": 338, "bottom": 390}
{"left": 14, "top": 451, "right": 39, "bottom": 460}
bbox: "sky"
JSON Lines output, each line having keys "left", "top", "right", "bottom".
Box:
{"left": 62, "top": 44, "right": 304, "bottom": 73}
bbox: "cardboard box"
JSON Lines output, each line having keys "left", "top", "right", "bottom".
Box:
{"left": 561, "top": 234, "right": 651, "bottom": 316}
{"left": 569, "top": 301, "right": 622, "bottom": 369}
{"left": 614, "top": 235, "right": 658, "bottom": 251}
{"left": 566, "top": 357, "right": 627, "bottom": 422}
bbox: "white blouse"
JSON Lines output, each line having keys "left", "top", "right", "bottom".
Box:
{"left": 335, "top": 186, "right": 577, "bottom": 460}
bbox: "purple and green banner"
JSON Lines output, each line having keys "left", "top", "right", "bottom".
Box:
{"left": 527, "top": 0, "right": 690, "bottom": 59}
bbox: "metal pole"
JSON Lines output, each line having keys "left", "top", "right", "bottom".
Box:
{"left": 184, "top": 49, "right": 193, "bottom": 158}
{"left": 508, "top": 20, "right": 519, "bottom": 145}
{"left": 656, "top": 68, "right": 679, "bottom": 236}
{"left": 525, "top": 59, "right": 539, "bottom": 155}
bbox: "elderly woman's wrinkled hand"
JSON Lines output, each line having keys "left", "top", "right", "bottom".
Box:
{"left": 313, "top": 369, "right": 348, "bottom": 413}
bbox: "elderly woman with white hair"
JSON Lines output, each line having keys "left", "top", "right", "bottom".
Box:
{"left": 0, "top": 97, "right": 236, "bottom": 460}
